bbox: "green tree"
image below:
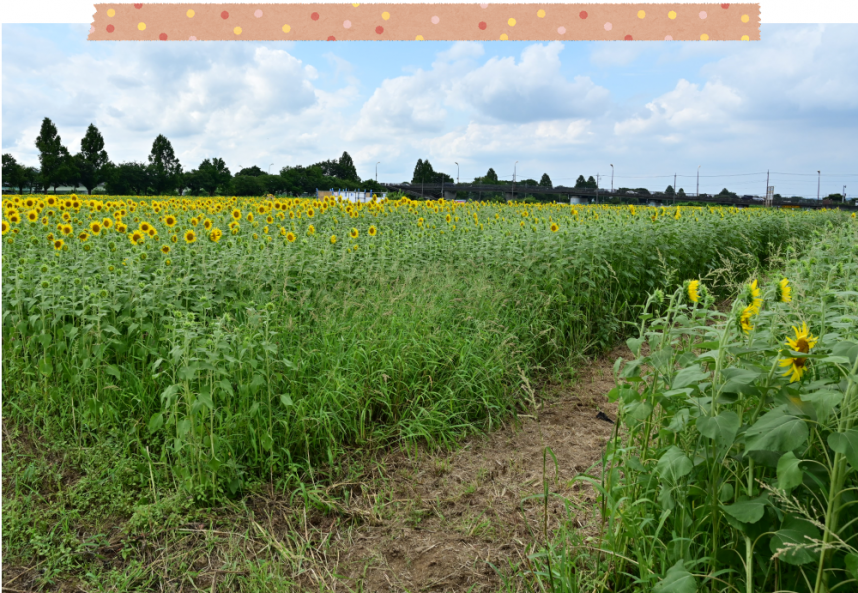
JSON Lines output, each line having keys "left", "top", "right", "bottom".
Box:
{"left": 484, "top": 168, "right": 499, "bottom": 183}
{"left": 2, "top": 154, "right": 25, "bottom": 193}
{"left": 231, "top": 175, "right": 263, "bottom": 196}
{"left": 75, "top": 123, "right": 109, "bottom": 194}
{"left": 147, "top": 134, "right": 182, "bottom": 194}
{"left": 539, "top": 173, "right": 553, "bottom": 188}
{"left": 236, "top": 165, "right": 265, "bottom": 177}
{"left": 587, "top": 176, "right": 597, "bottom": 189}
{"left": 198, "top": 158, "right": 232, "bottom": 195}
{"left": 677, "top": 188, "right": 686, "bottom": 198}
{"left": 574, "top": 175, "right": 587, "bottom": 188}
{"left": 665, "top": 185, "right": 675, "bottom": 196}
{"left": 35, "top": 117, "right": 65, "bottom": 192}
{"left": 337, "top": 151, "right": 359, "bottom": 182}
{"left": 105, "top": 162, "right": 150, "bottom": 195}
{"left": 57, "top": 147, "right": 80, "bottom": 191}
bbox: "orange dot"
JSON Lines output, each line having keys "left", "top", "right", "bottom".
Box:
{"left": 137, "top": 22, "right": 146, "bottom": 30}
{"left": 638, "top": 10, "right": 646, "bottom": 19}
{"left": 500, "top": 33, "right": 508, "bottom": 40}
{"left": 741, "top": 14, "right": 749, "bottom": 22}
{"left": 382, "top": 11, "right": 390, "bottom": 20}
{"left": 107, "top": 8, "right": 116, "bottom": 17}
{"left": 508, "top": 17, "right": 516, "bottom": 26}
{"left": 668, "top": 10, "right": 677, "bottom": 19}
{"left": 741, "top": 34, "right": 749, "bottom": 40}
{"left": 283, "top": 24, "right": 291, "bottom": 33}
{"left": 537, "top": 9, "right": 545, "bottom": 18}
{"left": 700, "top": 33, "right": 709, "bottom": 40}
{"left": 234, "top": 26, "right": 242, "bottom": 35}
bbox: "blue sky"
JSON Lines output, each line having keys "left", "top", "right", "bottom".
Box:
{"left": 3, "top": 23, "right": 858, "bottom": 197}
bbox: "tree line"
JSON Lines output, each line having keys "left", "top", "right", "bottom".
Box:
{"left": 2, "top": 117, "right": 385, "bottom": 197}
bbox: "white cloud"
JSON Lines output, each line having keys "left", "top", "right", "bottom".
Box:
{"left": 613, "top": 79, "right": 743, "bottom": 138}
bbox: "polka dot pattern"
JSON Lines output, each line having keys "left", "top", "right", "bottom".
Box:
{"left": 87, "top": 4, "right": 761, "bottom": 41}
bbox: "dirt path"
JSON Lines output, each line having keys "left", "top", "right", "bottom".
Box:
{"left": 245, "top": 347, "right": 626, "bottom": 593}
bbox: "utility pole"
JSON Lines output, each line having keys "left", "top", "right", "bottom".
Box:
{"left": 610, "top": 164, "right": 614, "bottom": 194}
{"left": 674, "top": 173, "right": 677, "bottom": 204}
{"left": 455, "top": 162, "right": 459, "bottom": 185}
{"left": 817, "top": 170, "right": 821, "bottom": 200}
{"left": 765, "top": 170, "right": 770, "bottom": 206}
{"left": 376, "top": 162, "right": 380, "bottom": 183}
{"left": 596, "top": 173, "right": 600, "bottom": 204}
{"left": 512, "top": 161, "right": 518, "bottom": 203}
{"left": 697, "top": 165, "right": 701, "bottom": 197}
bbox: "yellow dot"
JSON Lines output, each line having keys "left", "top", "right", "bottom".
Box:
{"left": 382, "top": 11, "right": 390, "bottom": 20}
{"left": 415, "top": 35, "right": 424, "bottom": 40}
{"left": 283, "top": 24, "right": 291, "bottom": 33}
{"left": 137, "top": 22, "right": 146, "bottom": 31}
{"left": 700, "top": 33, "right": 709, "bottom": 40}
{"left": 234, "top": 26, "right": 242, "bottom": 35}
{"left": 741, "top": 14, "right": 749, "bottom": 23}
{"left": 638, "top": 10, "right": 645, "bottom": 19}
{"left": 500, "top": 33, "right": 508, "bottom": 40}
{"left": 186, "top": 9, "right": 195, "bottom": 18}
{"left": 537, "top": 9, "right": 545, "bottom": 18}
{"left": 741, "top": 34, "right": 749, "bottom": 41}
{"left": 508, "top": 18, "right": 516, "bottom": 26}
{"left": 352, "top": 2, "right": 359, "bottom": 5}
{"left": 668, "top": 10, "right": 677, "bottom": 19}
{"left": 107, "top": 8, "right": 115, "bottom": 17}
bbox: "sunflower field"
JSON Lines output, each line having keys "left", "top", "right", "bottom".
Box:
{"left": 1, "top": 194, "right": 850, "bottom": 502}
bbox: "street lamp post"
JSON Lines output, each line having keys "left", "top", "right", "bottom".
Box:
{"left": 610, "top": 164, "right": 614, "bottom": 194}
{"left": 455, "top": 162, "right": 459, "bottom": 184}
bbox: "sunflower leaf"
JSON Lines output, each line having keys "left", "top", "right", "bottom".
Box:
{"left": 777, "top": 451, "right": 804, "bottom": 492}
{"left": 745, "top": 406, "right": 808, "bottom": 453}
{"left": 656, "top": 446, "right": 693, "bottom": 483}
{"left": 828, "top": 430, "right": 858, "bottom": 471}
{"left": 652, "top": 560, "right": 697, "bottom": 593}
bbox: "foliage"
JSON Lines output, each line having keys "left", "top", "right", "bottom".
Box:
{"left": 536, "top": 220, "right": 858, "bottom": 593}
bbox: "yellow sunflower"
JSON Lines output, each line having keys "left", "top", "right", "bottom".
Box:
{"left": 1, "top": 220, "right": 8, "bottom": 235}
{"left": 130, "top": 230, "right": 145, "bottom": 245}
{"left": 184, "top": 229, "right": 197, "bottom": 244}
{"left": 777, "top": 278, "right": 792, "bottom": 303}
{"left": 749, "top": 279, "right": 763, "bottom": 312}
{"left": 739, "top": 304, "right": 756, "bottom": 334}
{"left": 27, "top": 210, "right": 39, "bottom": 223}
{"left": 308, "top": 224, "right": 316, "bottom": 236}
{"left": 161, "top": 244, "right": 171, "bottom": 254}
{"left": 286, "top": 231, "right": 296, "bottom": 243}
{"left": 164, "top": 214, "right": 177, "bottom": 227}
{"left": 687, "top": 280, "right": 701, "bottom": 303}
{"left": 368, "top": 225, "right": 377, "bottom": 237}
{"left": 550, "top": 222, "right": 559, "bottom": 233}
{"left": 779, "top": 322, "right": 818, "bottom": 383}
{"left": 231, "top": 208, "right": 241, "bottom": 220}
{"left": 89, "top": 221, "right": 102, "bottom": 235}
{"left": 350, "top": 228, "right": 359, "bottom": 239}
{"left": 53, "top": 238, "right": 65, "bottom": 250}
{"left": 330, "top": 234, "right": 337, "bottom": 245}
{"left": 102, "top": 218, "right": 113, "bottom": 229}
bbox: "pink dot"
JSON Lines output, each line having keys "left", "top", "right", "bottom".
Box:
{"left": 604, "top": 22, "right": 612, "bottom": 31}
{"left": 159, "top": 32, "right": 167, "bottom": 40}
{"left": 375, "top": 25, "right": 384, "bottom": 34}
{"left": 343, "top": 20, "right": 351, "bottom": 28}
{"left": 254, "top": 9, "right": 263, "bottom": 18}
{"left": 478, "top": 21, "right": 487, "bottom": 30}
{"left": 327, "top": 35, "right": 336, "bottom": 41}
{"left": 557, "top": 26, "right": 566, "bottom": 34}
{"left": 699, "top": 11, "right": 708, "bottom": 19}
{"left": 579, "top": 10, "right": 588, "bottom": 19}
{"left": 90, "top": 25, "right": 96, "bottom": 33}
{"left": 221, "top": 10, "right": 229, "bottom": 19}
{"left": 664, "top": 34, "right": 673, "bottom": 40}
{"left": 189, "top": 35, "right": 197, "bottom": 40}
{"left": 431, "top": 15, "right": 440, "bottom": 24}
{"left": 480, "top": 3, "right": 488, "bottom": 8}
{"left": 311, "top": 12, "right": 319, "bottom": 20}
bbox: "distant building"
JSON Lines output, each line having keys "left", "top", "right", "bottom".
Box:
{"left": 317, "top": 189, "right": 386, "bottom": 203}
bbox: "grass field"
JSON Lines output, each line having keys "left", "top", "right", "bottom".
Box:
{"left": 2, "top": 194, "right": 854, "bottom": 591}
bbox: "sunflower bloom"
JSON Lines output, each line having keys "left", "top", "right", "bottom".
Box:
{"left": 53, "top": 238, "right": 65, "bottom": 250}
{"left": 286, "top": 232, "right": 296, "bottom": 243}
{"left": 330, "top": 234, "right": 337, "bottom": 245}
{"left": 779, "top": 322, "right": 818, "bottom": 383}
{"left": 739, "top": 304, "right": 756, "bottom": 334}
{"left": 78, "top": 231, "right": 90, "bottom": 242}
{"left": 350, "top": 228, "right": 359, "bottom": 239}
{"left": 749, "top": 279, "right": 763, "bottom": 312}
{"left": 90, "top": 221, "right": 102, "bottom": 235}
{"left": 130, "top": 230, "right": 145, "bottom": 245}
{"left": 550, "top": 222, "right": 559, "bottom": 233}
{"left": 368, "top": 225, "right": 377, "bottom": 237}
{"left": 164, "top": 214, "right": 177, "bottom": 227}
{"left": 184, "top": 229, "right": 197, "bottom": 244}
{"left": 687, "top": 280, "right": 701, "bottom": 303}
{"left": 161, "top": 245, "right": 171, "bottom": 254}
{"left": 777, "top": 278, "right": 792, "bottom": 303}
{"left": 1, "top": 220, "right": 9, "bottom": 235}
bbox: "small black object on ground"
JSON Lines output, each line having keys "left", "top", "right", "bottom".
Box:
{"left": 596, "top": 411, "right": 614, "bottom": 424}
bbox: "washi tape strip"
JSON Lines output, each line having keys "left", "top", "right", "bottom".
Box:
{"left": 88, "top": 3, "right": 760, "bottom": 41}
